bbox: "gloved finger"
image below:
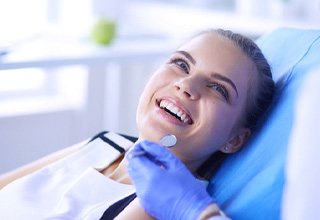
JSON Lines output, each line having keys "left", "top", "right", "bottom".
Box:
{"left": 139, "top": 140, "right": 186, "bottom": 170}
{"left": 127, "top": 149, "right": 164, "bottom": 176}
{"left": 126, "top": 141, "right": 170, "bottom": 169}
{"left": 127, "top": 153, "right": 166, "bottom": 197}
{"left": 126, "top": 140, "right": 171, "bottom": 164}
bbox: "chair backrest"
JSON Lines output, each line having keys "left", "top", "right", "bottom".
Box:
{"left": 208, "top": 28, "right": 320, "bottom": 220}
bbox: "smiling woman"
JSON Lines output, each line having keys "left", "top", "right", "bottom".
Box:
{"left": 136, "top": 32, "right": 256, "bottom": 172}
{"left": 0, "top": 28, "right": 274, "bottom": 220}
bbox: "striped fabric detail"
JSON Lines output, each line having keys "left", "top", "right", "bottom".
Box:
{"left": 88, "top": 131, "right": 137, "bottom": 154}
{"left": 100, "top": 193, "right": 137, "bottom": 220}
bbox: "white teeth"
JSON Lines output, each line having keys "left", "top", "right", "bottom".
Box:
{"left": 167, "top": 103, "right": 174, "bottom": 110}
{"left": 160, "top": 100, "right": 169, "bottom": 108}
{"left": 159, "top": 100, "right": 190, "bottom": 124}
{"left": 171, "top": 106, "right": 179, "bottom": 114}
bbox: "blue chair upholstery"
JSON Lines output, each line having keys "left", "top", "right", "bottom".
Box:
{"left": 208, "top": 28, "right": 320, "bottom": 220}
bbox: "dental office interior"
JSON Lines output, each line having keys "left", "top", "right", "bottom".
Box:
{"left": 1, "top": 0, "right": 320, "bottom": 217}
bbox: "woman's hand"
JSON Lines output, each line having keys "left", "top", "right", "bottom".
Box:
{"left": 126, "top": 140, "right": 215, "bottom": 220}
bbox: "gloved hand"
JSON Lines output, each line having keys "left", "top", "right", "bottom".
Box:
{"left": 126, "top": 140, "right": 214, "bottom": 220}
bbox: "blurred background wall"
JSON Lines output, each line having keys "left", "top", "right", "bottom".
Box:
{"left": 0, "top": 0, "right": 319, "bottom": 174}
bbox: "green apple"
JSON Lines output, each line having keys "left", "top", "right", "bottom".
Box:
{"left": 90, "top": 18, "right": 116, "bottom": 45}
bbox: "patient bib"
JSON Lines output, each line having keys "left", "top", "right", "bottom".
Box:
{"left": 0, "top": 131, "right": 135, "bottom": 220}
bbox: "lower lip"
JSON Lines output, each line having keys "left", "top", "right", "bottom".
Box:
{"left": 155, "top": 105, "right": 188, "bottom": 126}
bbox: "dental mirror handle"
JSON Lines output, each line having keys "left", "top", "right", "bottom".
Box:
{"left": 129, "top": 134, "right": 177, "bottom": 157}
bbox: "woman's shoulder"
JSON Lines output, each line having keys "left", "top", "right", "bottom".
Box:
{"left": 0, "top": 131, "right": 137, "bottom": 189}
{"left": 40, "top": 131, "right": 135, "bottom": 173}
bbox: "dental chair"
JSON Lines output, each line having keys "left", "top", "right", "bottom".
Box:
{"left": 208, "top": 28, "right": 320, "bottom": 219}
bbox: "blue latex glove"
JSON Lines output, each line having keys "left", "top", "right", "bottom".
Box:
{"left": 126, "top": 140, "right": 214, "bottom": 220}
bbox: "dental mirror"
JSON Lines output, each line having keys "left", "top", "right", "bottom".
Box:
{"left": 127, "top": 134, "right": 177, "bottom": 158}
{"left": 159, "top": 134, "right": 177, "bottom": 148}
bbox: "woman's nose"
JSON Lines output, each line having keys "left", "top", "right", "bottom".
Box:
{"left": 174, "top": 76, "right": 200, "bottom": 100}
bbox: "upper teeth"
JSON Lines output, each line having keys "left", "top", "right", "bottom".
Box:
{"left": 159, "top": 100, "right": 189, "bottom": 123}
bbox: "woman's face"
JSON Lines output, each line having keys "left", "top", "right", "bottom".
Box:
{"left": 136, "top": 33, "right": 257, "bottom": 171}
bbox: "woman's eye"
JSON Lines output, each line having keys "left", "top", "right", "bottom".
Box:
{"left": 171, "top": 58, "right": 190, "bottom": 73}
{"left": 209, "top": 83, "right": 229, "bottom": 101}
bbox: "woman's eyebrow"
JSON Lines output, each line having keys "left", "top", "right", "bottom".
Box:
{"left": 175, "top": 50, "right": 196, "bottom": 65}
{"left": 174, "top": 51, "right": 239, "bottom": 98}
{"left": 211, "top": 73, "right": 239, "bottom": 98}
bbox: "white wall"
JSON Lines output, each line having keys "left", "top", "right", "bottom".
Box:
{"left": 0, "top": 59, "right": 164, "bottom": 174}
{"left": 0, "top": 110, "right": 85, "bottom": 173}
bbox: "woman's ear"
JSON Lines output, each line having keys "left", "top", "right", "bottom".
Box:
{"left": 220, "top": 128, "right": 251, "bottom": 154}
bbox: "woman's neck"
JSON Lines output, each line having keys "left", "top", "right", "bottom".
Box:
{"left": 101, "top": 154, "right": 133, "bottom": 185}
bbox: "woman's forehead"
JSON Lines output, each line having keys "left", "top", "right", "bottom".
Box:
{"left": 177, "top": 33, "right": 249, "bottom": 67}
{"left": 179, "top": 33, "right": 231, "bottom": 50}
{"left": 178, "top": 33, "right": 251, "bottom": 73}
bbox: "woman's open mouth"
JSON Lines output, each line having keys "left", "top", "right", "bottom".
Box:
{"left": 156, "top": 98, "right": 193, "bottom": 125}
